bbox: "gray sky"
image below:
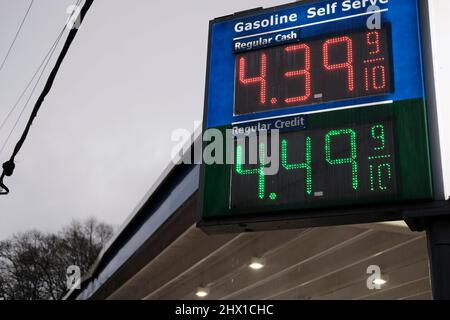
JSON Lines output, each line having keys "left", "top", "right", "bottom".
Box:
{"left": 0, "top": 0, "right": 290, "bottom": 239}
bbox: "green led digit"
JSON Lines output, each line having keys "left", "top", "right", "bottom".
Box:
{"left": 369, "top": 164, "right": 375, "bottom": 191}
{"left": 235, "top": 143, "right": 266, "bottom": 200}
{"left": 281, "top": 137, "right": 312, "bottom": 195}
{"left": 325, "top": 129, "right": 358, "bottom": 190}
{"left": 369, "top": 163, "right": 392, "bottom": 192}
{"left": 377, "top": 163, "right": 392, "bottom": 191}
{"left": 371, "top": 124, "right": 385, "bottom": 151}
{"left": 258, "top": 143, "right": 267, "bottom": 200}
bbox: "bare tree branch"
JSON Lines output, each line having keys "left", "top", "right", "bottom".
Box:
{"left": 0, "top": 217, "right": 114, "bottom": 300}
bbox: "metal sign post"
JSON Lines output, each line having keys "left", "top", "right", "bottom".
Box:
{"left": 418, "top": 0, "right": 450, "bottom": 300}
{"left": 426, "top": 216, "right": 450, "bottom": 299}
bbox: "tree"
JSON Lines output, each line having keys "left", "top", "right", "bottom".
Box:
{"left": 0, "top": 218, "right": 114, "bottom": 300}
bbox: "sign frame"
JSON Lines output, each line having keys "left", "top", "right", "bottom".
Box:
{"left": 198, "top": 0, "right": 446, "bottom": 233}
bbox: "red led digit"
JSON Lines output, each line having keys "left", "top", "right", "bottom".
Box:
{"left": 284, "top": 44, "right": 311, "bottom": 104}
{"left": 367, "top": 31, "right": 380, "bottom": 55}
{"left": 372, "top": 65, "right": 386, "bottom": 89}
{"left": 365, "top": 67, "right": 369, "bottom": 91}
{"left": 364, "top": 58, "right": 385, "bottom": 64}
{"left": 239, "top": 54, "right": 267, "bottom": 104}
{"left": 323, "top": 36, "right": 354, "bottom": 92}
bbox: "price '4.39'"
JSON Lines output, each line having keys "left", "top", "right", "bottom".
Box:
{"left": 234, "top": 27, "right": 393, "bottom": 115}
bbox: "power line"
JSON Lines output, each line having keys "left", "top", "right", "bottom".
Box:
{"left": 0, "top": 0, "right": 83, "bottom": 146}
{"left": 0, "top": 27, "right": 65, "bottom": 158}
{"left": 0, "top": 27, "right": 65, "bottom": 135}
{"left": 0, "top": 0, "right": 94, "bottom": 195}
{"left": 0, "top": 0, "right": 83, "bottom": 135}
{"left": 0, "top": 0, "right": 35, "bottom": 74}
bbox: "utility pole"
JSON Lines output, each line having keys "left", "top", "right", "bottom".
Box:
{"left": 426, "top": 215, "right": 450, "bottom": 299}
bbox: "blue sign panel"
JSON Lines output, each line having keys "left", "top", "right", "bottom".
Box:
{"left": 205, "top": 0, "right": 425, "bottom": 128}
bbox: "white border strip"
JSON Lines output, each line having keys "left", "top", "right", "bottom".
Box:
{"left": 231, "top": 100, "right": 393, "bottom": 125}
{"left": 233, "top": 9, "right": 389, "bottom": 41}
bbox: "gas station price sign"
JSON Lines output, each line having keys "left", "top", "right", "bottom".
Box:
{"left": 231, "top": 120, "right": 396, "bottom": 210}
{"left": 235, "top": 27, "right": 392, "bottom": 115}
{"left": 199, "top": 0, "right": 434, "bottom": 232}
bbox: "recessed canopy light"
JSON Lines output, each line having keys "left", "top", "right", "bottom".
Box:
{"left": 373, "top": 278, "right": 387, "bottom": 285}
{"left": 196, "top": 287, "right": 209, "bottom": 298}
{"left": 249, "top": 257, "right": 266, "bottom": 270}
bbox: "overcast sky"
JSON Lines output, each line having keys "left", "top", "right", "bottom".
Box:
{"left": 0, "top": 0, "right": 291, "bottom": 239}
